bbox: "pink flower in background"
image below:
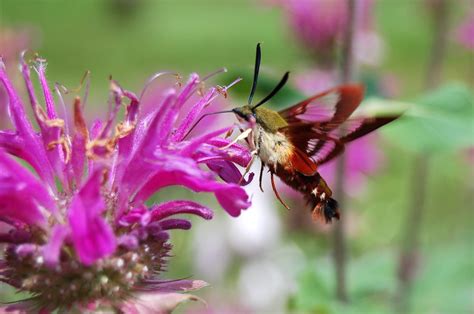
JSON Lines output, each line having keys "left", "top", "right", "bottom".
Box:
{"left": 281, "top": 0, "right": 347, "bottom": 62}
{"left": 455, "top": 13, "right": 474, "bottom": 50}
{"left": 293, "top": 69, "right": 337, "bottom": 95}
{"left": 0, "top": 28, "right": 32, "bottom": 65}
{"left": 0, "top": 28, "right": 34, "bottom": 129}
{"left": 0, "top": 55, "right": 251, "bottom": 312}
{"left": 319, "top": 135, "right": 384, "bottom": 197}
{"left": 274, "top": 0, "right": 381, "bottom": 66}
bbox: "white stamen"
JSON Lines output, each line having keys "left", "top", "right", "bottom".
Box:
{"left": 219, "top": 128, "right": 252, "bottom": 150}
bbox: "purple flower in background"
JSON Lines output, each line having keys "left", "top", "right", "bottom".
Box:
{"left": 455, "top": 13, "right": 474, "bottom": 50}
{"left": 0, "top": 55, "right": 251, "bottom": 312}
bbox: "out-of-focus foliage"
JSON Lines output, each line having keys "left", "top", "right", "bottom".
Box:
{"left": 290, "top": 239, "right": 473, "bottom": 314}
{"left": 384, "top": 84, "right": 474, "bottom": 153}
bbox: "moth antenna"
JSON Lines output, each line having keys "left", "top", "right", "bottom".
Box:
{"left": 248, "top": 43, "right": 262, "bottom": 105}
{"left": 252, "top": 71, "right": 289, "bottom": 109}
{"left": 182, "top": 110, "right": 234, "bottom": 140}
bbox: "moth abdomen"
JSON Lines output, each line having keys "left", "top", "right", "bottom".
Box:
{"left": 273, "top": 166, "right": 340, "bottom": 224}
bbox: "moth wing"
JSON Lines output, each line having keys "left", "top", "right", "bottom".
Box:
{"left": 279, "top": 84, "right": 364, "bottom": 130}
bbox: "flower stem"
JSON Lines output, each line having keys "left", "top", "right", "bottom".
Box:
{"left": 333, "top": 0, "right": 358, "bottom": 303}
{"left": 395, "top": 1, "right": 449, "bottom": 312}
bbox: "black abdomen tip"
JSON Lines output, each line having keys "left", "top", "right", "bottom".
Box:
{"left": 323, "top": 198, "right": 340, "bottom": 223}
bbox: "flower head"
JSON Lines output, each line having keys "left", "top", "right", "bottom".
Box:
{"left": 0, "top": 55, "right": 251, "bottom": 312}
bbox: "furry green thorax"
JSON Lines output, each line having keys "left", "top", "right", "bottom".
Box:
{"left": 232, "top": 105, "right": 288, "bottom": 133}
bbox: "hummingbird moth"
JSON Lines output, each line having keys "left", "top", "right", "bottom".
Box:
{"left": 188, "top": 44, "right": 399, "bottom": 223}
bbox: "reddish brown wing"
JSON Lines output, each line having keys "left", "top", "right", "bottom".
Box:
{"left": 279, "top": 84, "right": 365, "bottom": 129}
{"left": 279, "top": 84, "right": 399, "bottom": 167}
{"left": 280, "top": 123, "right": 344, "bottom": 166}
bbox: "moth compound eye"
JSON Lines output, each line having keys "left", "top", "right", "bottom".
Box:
{"left": 232, "top": 108, "right": 248, "bottom": 120}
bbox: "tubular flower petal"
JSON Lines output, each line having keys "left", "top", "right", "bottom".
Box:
{"left": 0, "top": 56, "right": 252, "bottom": 312}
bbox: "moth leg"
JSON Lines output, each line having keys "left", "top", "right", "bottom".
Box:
{"left": 259, "top": 161, "right": 265, "bottom": 193}
{"left": 270, "top": 172, "right": 291, "bottom": 210}
{"left": 238, "top": 154, "right": 256, "bottom": 185}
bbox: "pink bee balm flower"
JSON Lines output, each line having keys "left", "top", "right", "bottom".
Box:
{"left": 0, "top": 55, "right": 252, "bottom": 313}
{"left": 282, "top": 0, "right": 348, "bottom": 61}
{"left": 456, "top": 13, "right": 474, "bottom": 50}
{"left": 274, "top": 0, "right": 381, "bottom": 66}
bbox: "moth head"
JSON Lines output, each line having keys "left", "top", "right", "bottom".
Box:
{"left": 232, "top": 105, "right": 254, "bottom": 122}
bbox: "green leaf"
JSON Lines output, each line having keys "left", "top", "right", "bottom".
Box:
{"left": 376, "top": 84, "right": 473, "bottom": 153}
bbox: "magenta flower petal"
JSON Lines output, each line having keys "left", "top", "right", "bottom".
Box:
{"left": 149, "top": 200, "right": 214, "bottom": 222}
{"left": 0, "top": 60, "right": 54, "bottom": 185}
{"left": 34, "top": 61, "right": 58, "bottom": 119}
{"left": 0, "top": 60, "right": 36, "bottom": 137}
{"left": 43, "top": 225, "right": 68, "bottom": 267}
{"left": 68, "top": 169, "right": 116, "bottom": 265}
{"left": 21, "top": 57, "right": 66, "bottom": 182}
{"left": 157, "top": 73, "right": 200, "bottom": 143}
{"left": 207, "top": 160, "right": 254, "bottom": 185}
{"left": 133, "top": 154, "right": 251, "bottom": 216}
{"left": 0, "top": 150, "right": 56, "bottom": 227}
{"left": 172, "top": 87, "right": 218, "bottom": 141}
{"left": 205, "top": 138, "right": 252, "bottom": 167}
{"left": 215, "top": 185, "right": 251, "bottom": 217}
{"left": 180, "top": 126, "right": 231, "bottom": 157}
{"left": 0, "top": 149, "right": 56, "bottom": 215}
{"left": 159, "top": 218, "right": 192, "bottom": 230}
{"left": 0, "top": 184, "right": 46, "bottom": 228}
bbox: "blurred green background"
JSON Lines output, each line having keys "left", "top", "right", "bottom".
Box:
{"left": 1, "top": 0, "right": 473, "bottom": 313}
